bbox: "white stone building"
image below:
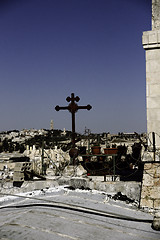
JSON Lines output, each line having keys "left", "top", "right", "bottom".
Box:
{"left": 142, "top": 0, "right": 160, "bottom": 148}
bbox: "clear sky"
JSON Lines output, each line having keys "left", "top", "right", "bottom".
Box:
{"left": 0, "top": 0, "right": 151, "bottom": 134}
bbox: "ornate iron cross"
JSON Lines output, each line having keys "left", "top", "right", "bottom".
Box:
{"left": 55, "top": 93, "right": 92, "bottom": 148}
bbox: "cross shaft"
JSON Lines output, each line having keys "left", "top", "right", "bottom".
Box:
{"left": 55, "top": 93, "right": 92, "bottom": 148}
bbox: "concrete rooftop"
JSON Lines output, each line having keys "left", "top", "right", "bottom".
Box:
{"left": 0, "top": 186, "right": 159, "bottom": 240}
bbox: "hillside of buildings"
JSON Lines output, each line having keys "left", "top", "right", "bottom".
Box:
{"left": 0, "top": 128, "right": 147, "bottom": 154}
{"left": 0, "top": 129, "right": 147, "bottom": 182}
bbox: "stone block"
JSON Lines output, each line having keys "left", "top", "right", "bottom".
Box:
{"left": 141, "top": 186, "right": 160, "bottom": 200}
{"left": 76, "top": 165, "right": 87, "bottom": 177}
{"left": 146, "top": 48, "right": 160, "bottom": 60}
{"left": 154, "top": 199, "right": 160, "bottom": 209}
{"left": 142, "top": 152, "right": 153, "bottom": 162}
{"left": 63, "top": 166, "right": 75, "bottom": 177}
{"left": 143, "top": 166, "right": 160, "bottom": 177}
{"left": 142, "top": 174, "right": 154, "bottom": 186}
{"left": 147, "top": 97, "right": 160, "bottom": 111}
{"left": 154, "top": 166, "right": 160, "bottom": 178}
{"left": 154, "top": 179, "right": 160, "bottom": 186}
{"left": 149, "top": 31, "right": 158, "bottom": 44}
{"left": 13, "top": 171, "right": 24, "bottom": 177}
{"left": 147, "top": 108, "right": 160, "bottom": 120}
{"left": 146, "top": 71, "right": 160, "bottom": 84}
{"left": 124, "top": 182, "right": 141, "bottom": 201}
{"left": 142, "top": 32, "right": 149, "bottom": 45}
{"left": 141, "top": 187, "right": 151, "bottom": 199}
{"left": 13, "top": 171, "right": 24, "bottom": 182}
{"left": 144, "top": 163, "right": 156, "bottom": 172}
{"left": 146, "top": 59, "right": 160, "bottom": 73}
{"left": 154, "top": 172, "right": 160, "bottom": 178}
{"left": 140, "top": 198, "right": 154, "bottom": 208}
{"left": 150, "top": 187, "right": 160, "bottom": 198}
{"left": 145, "top": 163, "right": 160, "bottom": 171}
{"left": 14, "top": 162, "right": 32, "bottom": 172}
{"left": 69, "top": 177, "right": 88, "bottom": 189}
{"left": 143, "top": 30, "right": 160, "bottom": 46}
{"left": 152, "top": 212, "right": 160, "bottom": 230}
{"left": 32, "top": 180, "right": 56, "bottom": 191}
{"left": 148, "top": 84, "right": 160, "bottom": 97}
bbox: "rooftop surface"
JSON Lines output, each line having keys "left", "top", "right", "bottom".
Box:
{"left": 0, "top": 186, "right": 159, "bottom": 240}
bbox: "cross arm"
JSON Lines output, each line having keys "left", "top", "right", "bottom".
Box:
{"left": 78, "top": 105, "right": 92, "bottom": 110}
{"left": 55, "top": 105, "right": 68, "bottom": 111}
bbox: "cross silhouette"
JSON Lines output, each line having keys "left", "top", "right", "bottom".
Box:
{"left": 55, "top": 93, "right": 92, "bottom": 149}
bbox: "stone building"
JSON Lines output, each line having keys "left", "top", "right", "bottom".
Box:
{"left": 142, "top": 0, "right": 160, "bottom": 147}
{"left": 141, "top": 0, "right": 160, "bottom": 214}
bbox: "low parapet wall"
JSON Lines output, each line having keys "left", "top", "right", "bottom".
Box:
{"left": 0, "top": 177, "right": 141, "bottom": 203}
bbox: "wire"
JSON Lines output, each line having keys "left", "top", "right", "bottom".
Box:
{"left": 0, "top": 192, "right": 152, "bottom": 224}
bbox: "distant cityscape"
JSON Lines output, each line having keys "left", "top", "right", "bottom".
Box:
{"left": 0, "top": 128, "right": 147, "bottom": 154}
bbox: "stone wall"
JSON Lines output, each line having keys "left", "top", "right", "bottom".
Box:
{"left": 140, "top": 163, "right": 160, "bottom": 210}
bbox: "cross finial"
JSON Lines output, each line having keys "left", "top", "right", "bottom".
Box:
{"left": 55, "top": 93, "right": 92, "bottom": 162}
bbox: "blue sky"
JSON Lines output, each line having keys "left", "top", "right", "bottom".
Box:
{"left": 0, "top": 0, "right": 151, "bottom": 134}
